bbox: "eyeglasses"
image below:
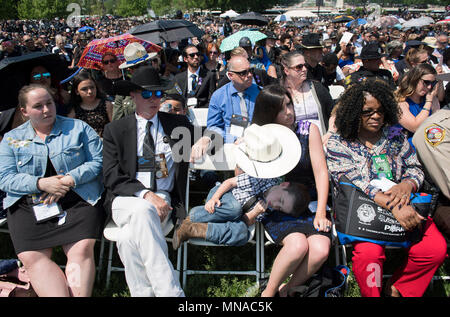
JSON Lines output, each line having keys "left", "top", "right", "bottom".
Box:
{"left": 421, "top": 79, "right": 438, "bottom": 89}
{"left": 361, "top": 109, "right": 384, "bottom": 117}
{"left": 229, "top": 68, "right": 252, "bottom": 77}
{"left": 102, "top": 58, "right": 117, "bottom": 65}
{"left": 141, "top": 90, "right": 163, "bottom": 99}
{"left": 209, "top": 51, "right": 219, "bottom": 55}
{"left": 32, "top": 72, "right": 51, "bottom": 80}
{"left": 187, "top": 52, "right": 201, "bottom": 58}
{"left": 290, "top": 63, "right": 307, "bottom": 71}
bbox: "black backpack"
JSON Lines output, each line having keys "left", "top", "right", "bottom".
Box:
{"left": 287, "top": 265, "right": 350, "bottom": 297}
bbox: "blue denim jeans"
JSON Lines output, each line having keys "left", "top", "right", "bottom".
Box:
{"left": 189, "top": 184, "right": 249, "bottom": 246}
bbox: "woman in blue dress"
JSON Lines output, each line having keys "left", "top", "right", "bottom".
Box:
{"left": 395, "top": 64, "right": 441, "bottom": 147}
{"left": 251, "top": 85, "right": 332, "bottom": 297}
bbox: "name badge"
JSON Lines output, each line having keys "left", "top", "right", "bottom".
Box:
{"left": 229, "top": 114, "right": 249, "bottom": 138}
{"left": 372, "top": 154, "right": 393, "bottom": 180}
{"left": 32, "top": 201, "right": 64, "bottom": 223}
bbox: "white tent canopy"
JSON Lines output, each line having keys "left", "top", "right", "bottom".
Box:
{"left": 220, "top": 10, "right": 239, "bottom": 18}
{"left": 284, "top": 10, "right": 318, "bottom": 18}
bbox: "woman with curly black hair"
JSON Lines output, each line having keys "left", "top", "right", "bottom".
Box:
{"left": 326, "top": 79, "right": 446, "bottom": 297}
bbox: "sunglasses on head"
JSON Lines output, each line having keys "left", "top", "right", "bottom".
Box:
{"left": 229, "top": 68, "right": 251, "bottom": 77}
{"left": 290, "top": 63, "right": 307, "bottom": 71}
{"left": 188, "top": 52, "right": 201, "bottom": 58}
{"left": 141, "top": 90, "right": 163, "bottom": 99}
{"left": 32, "top": 72, "right": 51, "bottom": 80}
{"left": 102, "top": 58, "right": 117, "bottom": 65}
{"left": 422, "top": 79, "right": 438, "bottom": 88}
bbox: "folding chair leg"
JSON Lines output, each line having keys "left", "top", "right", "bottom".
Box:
{"left": 97, "top": 237, "right": 106, "bottom": 280}
{"left": 106, "top": 241, "right": 115, "bottom": 289}
{"left": 176, "top": 245, "right": 182, "bottom": 285}
{"left": 182, "top": 241, "right": 188, "bottom": 287}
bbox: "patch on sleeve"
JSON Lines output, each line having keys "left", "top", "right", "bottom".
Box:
{"left": 424, "top": 124, "right": 445, "bottom": 147}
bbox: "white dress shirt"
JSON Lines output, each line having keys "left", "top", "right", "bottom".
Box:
{"left": 134, "top": 113, "right": 175, "bottom": 197}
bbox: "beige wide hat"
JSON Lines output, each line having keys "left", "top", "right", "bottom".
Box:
{"left": 233, "top": 124, "right": 301, "bottom": 178}
{"left": 119, "top": 42, "right": 157, "bottom": 69}
{"left": 423, "top": 37, "right": 438, "bottom": 49}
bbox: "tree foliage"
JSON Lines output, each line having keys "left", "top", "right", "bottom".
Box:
{"left": 6, "top": 0, "right": 449, "bottom": 21}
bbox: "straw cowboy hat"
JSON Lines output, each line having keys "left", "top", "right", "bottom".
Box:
{"left": 113, "top": 65, "right": 173, "bottom": 95}
{"left": 233, "top": 123, "right": 301, "bottom": 178}
{"left": 119, "top": 42, "right": 158, "bottom": 69}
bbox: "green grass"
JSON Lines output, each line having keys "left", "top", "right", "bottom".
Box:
{"left": 1, "top": 229, "right": 449, "bottom": 297}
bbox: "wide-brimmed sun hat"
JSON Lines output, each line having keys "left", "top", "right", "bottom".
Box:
{"left": 233, "top": 123, "right": 301, "bottom": 178}
{"left": 119, "top": 42, "right": 158, "bottom": 69}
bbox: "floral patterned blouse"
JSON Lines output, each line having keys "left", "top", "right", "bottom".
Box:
{"left": 326, "top": 126, "right": 424, "bottom": 200}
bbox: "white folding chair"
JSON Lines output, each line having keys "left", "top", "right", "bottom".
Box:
{"left": 188, "top": 107, "right": 209, "bottom": 127}
{"left": 178, "top": 143, "right": 262, "bottom": 287}
{"left": 102, "top": 210, "right": 177, "bottom": 288}
{"left": 328, "top": 85, "right": 345, "bottom": 101}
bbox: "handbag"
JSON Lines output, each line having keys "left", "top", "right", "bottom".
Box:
{"left": 333, "top": 175, "right": 431, "bottom": 248}
{"left": 0, "top": 260, "right": 36, "bottom": 297}
{"left": 287, "top": 265, "right": 350, "bottom": 297}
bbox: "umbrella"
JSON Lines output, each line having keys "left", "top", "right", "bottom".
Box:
{"left": 274, "top": 14, "right": 292, "bottom": 22}
{"left": 129, "top": 19, "right": 205, "bottom": 44}
{"left": 233, "top": 12, "right": 268, "bottom": 26}
{"left": 436, "top": 19, "right": 450, "bottom": 24}
{"left": 219, "top": 30, "right": 267, "bottom": 52}
{"left": 295, "top": 20, "right": 312, "bottom": 28}
{"left": 0, "top": 52, "right": 71, "bottom": 110}
{"left": 346, "top": 18, "right": 367, "bottom": 28}
{"left": 78, "top": 26, "right": 95, "bottom": 33}
{"left": 402, "top": 17, "right": 435, "bottom": 29}
{"left": 77, "top": 33, "right": 161, "bottom": 70}
{"left": 220, "top": 10, "right": 239, "bottom": 18}
{"left": 332, "top": 15, "right": 354, "bottom": 23}
{"left": 369, "top": 16, "right": 400, "bottom": 28}
{"left": 284, "top": 10, "right": 317, "bottom": 18}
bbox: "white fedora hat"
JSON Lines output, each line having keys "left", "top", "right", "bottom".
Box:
{"left": 119, "top": 42, "right": 157, "bottom": 69}
{"left": 233, "top": 124, "right": 301, "bottom": 178}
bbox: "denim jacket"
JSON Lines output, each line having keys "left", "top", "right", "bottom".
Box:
{"left": 0, "top": 116, "right": 103, "bottom": 209}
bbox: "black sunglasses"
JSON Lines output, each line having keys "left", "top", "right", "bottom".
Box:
{"left": 187, "top": 52, "right": 201, "bottom": 58}
{"left": 102, "top": 58, "right": 117, "bottom": 65}
{"left": 361, "top": 109, "right": 384, "bottom": 117}
{"left": 421, "top": 79, "right": 438, "bottom": 89}
{"left": 229, "top": 68, "right": 251, "bottom": 77}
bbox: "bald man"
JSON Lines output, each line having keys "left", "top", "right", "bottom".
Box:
{"left": 205, "top": 56, "right": 262, "bottom": 144}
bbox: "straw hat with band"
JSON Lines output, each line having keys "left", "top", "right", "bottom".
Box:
{"left": 113, "top": 65, "right": 173, "bottom": 96}
{"left": 119, "top": 42, "right": 158, "bottom": 69}
{"left": 233, "top": 123, "right": 301, "bottom": 179}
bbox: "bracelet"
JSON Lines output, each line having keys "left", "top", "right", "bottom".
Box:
{"left": 404, "top": 179, "right": 418, "bottom": 192}
{"left": 422, "top": 107, "right": 431, "bottom": 112}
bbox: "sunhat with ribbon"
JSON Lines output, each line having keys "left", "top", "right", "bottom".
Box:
{"left": 119, "top": 42, "right": 158, "bottom": 69}
{"left": 233, "top": 123, "right": 301, "bottom": 178}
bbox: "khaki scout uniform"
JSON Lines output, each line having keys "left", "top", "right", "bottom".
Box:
{"left": 413, "top": 108, "right": 450, "bottom": 238}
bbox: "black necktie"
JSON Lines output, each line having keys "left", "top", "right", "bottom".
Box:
{"left": 143, "top": 121, "right": 155, "bottom": 157}
{"left": 143, "top": 120, "right": 157, "bottom": 191}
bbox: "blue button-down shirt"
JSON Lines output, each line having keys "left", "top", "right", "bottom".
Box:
{"left": 0, "top": 116, "right": 103, "bottom": 209}
{"left": 207, "top": 82, "right": 261, "bottom": 143}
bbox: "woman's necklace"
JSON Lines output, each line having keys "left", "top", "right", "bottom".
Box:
{"left": 80, "top": 99, "right": 100, "bottom": 111}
